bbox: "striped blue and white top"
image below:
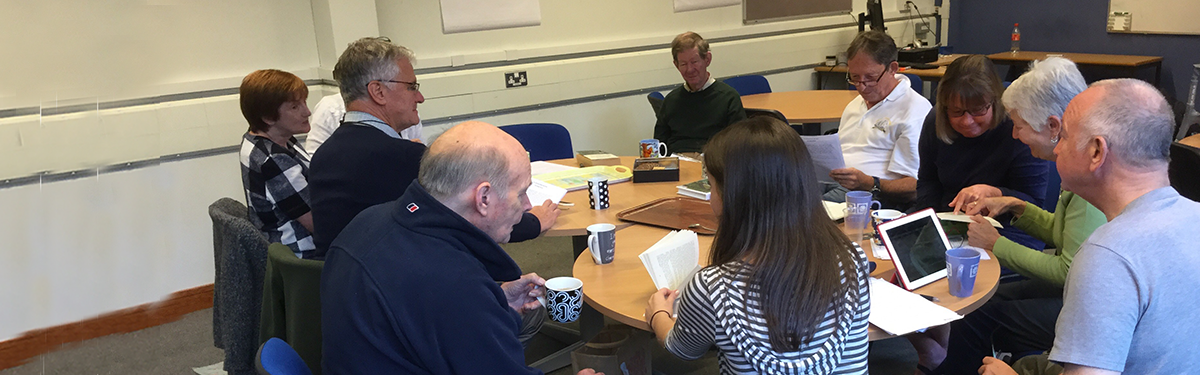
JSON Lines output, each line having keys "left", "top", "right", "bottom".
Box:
{"left": 664, "top": 245, "right": 871, "bottom": 374}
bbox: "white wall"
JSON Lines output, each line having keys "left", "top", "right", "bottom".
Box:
{"left": 0, "top": 0, "right": 943, "bottom": 341}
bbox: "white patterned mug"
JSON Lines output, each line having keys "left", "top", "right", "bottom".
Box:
{"left": 538, "top": 277, "right": 584, "bottom": 323}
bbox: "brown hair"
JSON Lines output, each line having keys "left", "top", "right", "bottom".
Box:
{"left": 670, "top": 31, "right": 710, "bottom": 62}
{"left": 846, "top": 30, "right": 898, "bottom": 65}
{"left": 934, "top": 55, "right": 1007, "bottom": 143}
{"left": 239, "top": 69, "right": 307, "bottom": 133}
{"left": 702, "top": 116, "right": 861, "bottom": 351}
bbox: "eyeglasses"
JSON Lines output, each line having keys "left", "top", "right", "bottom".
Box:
{"left": 947, "top": 103, "right": 993, "bottom": 118}
{"left": 375, "top": 79, "right": 420, "bottom": 92}
{"left": 846, "top": 66, "right": 890, "bottom": 87}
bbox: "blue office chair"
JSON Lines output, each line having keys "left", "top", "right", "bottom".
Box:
{"left": 723, "top": 75, "right": 772, "bottom": 96}
{"left": 256, "top": 337, "right": 313, "bottom": 375}
{"left": 903, "top": 73, "right": 924, "bottom": 96}
{"left": 499, "top": 123, "right": 574, "bottom": 161}
{"left": 647, "top": 91, "right": 665, "bottom": 118}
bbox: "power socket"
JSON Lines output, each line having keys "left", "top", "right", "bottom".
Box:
{"left": 505, "top": 71, "right": 528, "bottom": 88}
{"left": 900, "top": 1, "right": 912, "bottom": 13}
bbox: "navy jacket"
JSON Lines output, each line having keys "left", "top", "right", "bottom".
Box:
{"left": 321, "top": 182, "right": 540, "bottom": 375}
{"left": 916, "top": 112, "right": 1049, "bottom": 249}
{"left": 309, "top": 123, "right": 540, "bottom": 258}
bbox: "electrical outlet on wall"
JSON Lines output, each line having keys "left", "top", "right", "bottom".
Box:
{"left": 899, "top": 0, "right": 912, "bottom": 13}
{"left": 505, "top": 71, "right": 528, "bottom": 88}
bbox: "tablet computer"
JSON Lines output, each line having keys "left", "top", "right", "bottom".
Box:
{"left": 876, "top": 208, "right": 952, "bottom": 291}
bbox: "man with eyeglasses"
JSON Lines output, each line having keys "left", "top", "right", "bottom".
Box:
{"left": 307, "top": 37, "right": 558, "bottom": 259}
{"left": 653, "top": 31, "right": 746, "bottom": 155}
{"left": 826, "top": 31, "right": 931, "bottom": 208}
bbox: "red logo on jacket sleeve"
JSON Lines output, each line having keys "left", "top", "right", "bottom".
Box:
{"left": 406, "top": 203, "right": 419, "bottom": 213}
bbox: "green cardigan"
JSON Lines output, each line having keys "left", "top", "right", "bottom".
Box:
{"left": 992, "top": 191, "right": 1108, "bottom": 287}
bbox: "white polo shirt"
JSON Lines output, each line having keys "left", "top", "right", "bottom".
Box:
{"left": 837, "top": 74, "right": 931, "bottom": 180}
{"left": 306, "top": 93, "right": 423, "bottom": 154}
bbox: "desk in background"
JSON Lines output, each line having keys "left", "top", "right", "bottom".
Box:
{"left": 815, "top": 54, "right": 966, "bottom": 91}
{"left": 986, "top": 51, "right": 1164, "bottom": 86}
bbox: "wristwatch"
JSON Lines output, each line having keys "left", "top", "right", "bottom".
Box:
{"left": 870, "top": 176, "right": 881, "bottom": 194}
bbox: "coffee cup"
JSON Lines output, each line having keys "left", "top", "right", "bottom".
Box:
{"left": 946, "top": 248, "right": 981, "bottom": 298}
{"left": 538, "top": 277, "right": 584, "bottom": 323}
{"left": 587, "top": 223, "right": 616, "bottom": 264}
{"left": 844, "top": 191, "right": 882, "bottom": 231}
{"left": 870, "top": 209, "right": 904, "bottom": 245}
{"left": 639, "top": 139, "right": 669, "bottom": 158}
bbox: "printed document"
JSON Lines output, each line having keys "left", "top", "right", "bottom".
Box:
{"left": 801, "top": 134, "right": 846, "bottom": 183}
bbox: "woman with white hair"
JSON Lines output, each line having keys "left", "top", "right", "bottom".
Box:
{"left": 907, "top": 57, "right": 1109, "bottom": 375}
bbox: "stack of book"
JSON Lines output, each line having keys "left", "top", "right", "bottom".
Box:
{"left": 676, "top": 179, "right": 711, "bottom": 200}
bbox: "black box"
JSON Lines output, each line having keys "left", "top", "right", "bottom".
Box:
{"left": 631, "top": 157, "right": 680, "bottom": 183}
{"left": 898, "top": 47, "right": 939, "bottom": 64}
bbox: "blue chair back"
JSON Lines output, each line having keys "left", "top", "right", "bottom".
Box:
{"left": 647, "top": 92, "right": 665, "bottom": 118}
{"left": 903, "top": 73, "right": 924, "bottom": 95}
{"left": 256, "top": 338, "right": 313, "bottom": 375}
{"left": 499, "top": 123, "right": 574, "bottom": 161}
{"left": 723, "top": 75, "right": 772, "bottom": 96}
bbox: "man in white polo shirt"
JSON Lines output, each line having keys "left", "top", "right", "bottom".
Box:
{"left": 825, "top": 30, "right": 930, "bottom": 208}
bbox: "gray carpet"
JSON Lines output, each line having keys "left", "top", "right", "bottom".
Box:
{"left": 0, "top": 235, "right": 918, "bottom": 374}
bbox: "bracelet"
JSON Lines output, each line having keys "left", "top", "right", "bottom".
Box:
{"left": 648, "top": 309, "right": 671, "bottom": 328}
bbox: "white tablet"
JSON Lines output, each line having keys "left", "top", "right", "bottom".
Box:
{"left": 876, "top": 208, "right": 952, "bottom": 291}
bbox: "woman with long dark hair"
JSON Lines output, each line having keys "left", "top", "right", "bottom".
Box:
{"left": 644, "top": 116, "right": 870, "bottom": 374}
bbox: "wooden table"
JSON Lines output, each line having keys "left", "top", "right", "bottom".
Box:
{"left": 986, "top": 51, "right": 1163, "bottom": 86}
{"left": 814, "top": 54, "right": 966, "bottom": 90}
{"left": 739, "top": 90, "right": 859, "bottom": 134}
{"left": 573, "top": 221, "right": 1001, "bottom": 341}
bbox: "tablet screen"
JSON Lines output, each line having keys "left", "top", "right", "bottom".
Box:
{"left": 884, "top": 215, "right": 948, "bottom": 282}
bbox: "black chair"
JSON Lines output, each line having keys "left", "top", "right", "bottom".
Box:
{"left": 1170, "top": 142, "right": 1200, "bottom": 201}
{"left": 745, "top": 107, "right": 787, "bottom": 124}
{"left": 647, "top": 91, "right": 665, "bottom": 118}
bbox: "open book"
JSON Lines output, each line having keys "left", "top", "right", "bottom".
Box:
{"left": 638, "top": 230, "right": 702, "bottom": 291}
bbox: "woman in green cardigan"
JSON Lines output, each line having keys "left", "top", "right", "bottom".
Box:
{"left": 908, "top": 57, "right": 1109, "bottom": 374}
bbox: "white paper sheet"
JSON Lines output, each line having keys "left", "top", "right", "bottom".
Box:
{"left": 527, "top": 179, "right": 567, "bottom": 206}
{"left": 868, "top": 278, "right": 962, "bottom": 335}
{"left": 440, "top": 0, "right": 541, "bottom": 34}
{"left": 801, "top": 135, "right": 846, "bottom": 183}
{"left": 674, "top": 0, "right": 741, "bottom": 12}
{"left": 530, "top": 161, "right": 576, "bottom": 176}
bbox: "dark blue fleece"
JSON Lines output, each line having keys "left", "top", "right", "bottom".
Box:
{"left": 320, "top": 181, "right": 540, "bottom": 375}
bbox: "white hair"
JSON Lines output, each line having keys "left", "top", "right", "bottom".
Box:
{"left": 1002, "top": 57, "right": 1087, "bottom": 131}
{"left": 1078, "top": 79, "right": 1174, "bottom": 168}
{"left": 333, "top": 37, "right": 416, "bottom": 104}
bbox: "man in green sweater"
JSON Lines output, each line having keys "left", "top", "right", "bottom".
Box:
{"left": 653, "top": 31, "right": 746, "bottom": 155}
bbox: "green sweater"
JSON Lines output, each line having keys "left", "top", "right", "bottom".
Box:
{"left": 992, "top": 191, "right": 1108, "bottom": 287}
{"left": 653, "top": 80, "right": 747, "bottom": 154}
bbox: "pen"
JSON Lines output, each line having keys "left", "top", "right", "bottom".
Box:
{"left": 919, "top": 294, "right": 940, "bottom": 302}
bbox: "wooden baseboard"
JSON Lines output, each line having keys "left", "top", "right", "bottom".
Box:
{"left": 0, "top": 284, "right": 214, "bottom": 370}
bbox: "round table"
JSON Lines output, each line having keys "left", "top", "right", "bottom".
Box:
{"left": 543, "top": 156, "right": 706, "bottom": 237}
{"left": 573, "top": 224, "right": 1000, "bottom": 341}
{"left": 739, "top": 90, "right": 861, "bottom": 123}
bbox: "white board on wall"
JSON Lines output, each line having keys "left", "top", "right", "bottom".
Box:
{"left": 1108, "top": 0, "right": 1200, "bottom": 35}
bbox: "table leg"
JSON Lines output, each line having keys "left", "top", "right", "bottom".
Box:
{"left": 817, "top": 71, "right": 827, "bottom": 90}
{"left": 530, "top": 235, "right": 605, "bottom": 372}
{"left": 1154, "top": 62, "right": 1162, "bottom": 87}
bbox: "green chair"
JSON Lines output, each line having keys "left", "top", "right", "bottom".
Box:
{"left": 260, "top": 243, "right": 324, "bottom": 375}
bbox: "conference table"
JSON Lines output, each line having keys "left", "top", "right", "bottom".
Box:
{"left": 546, "top": 156, "right": 1000, "bottom": 344}
{"left": 739, "top": 90, "right": 860, "bottom": 134}
{"left": 986, "top": 51, "right": 1163, "bottom": 86}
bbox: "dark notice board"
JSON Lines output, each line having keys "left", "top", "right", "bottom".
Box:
{"left": 745, "top": 0, "right": 852, "bottom": 24}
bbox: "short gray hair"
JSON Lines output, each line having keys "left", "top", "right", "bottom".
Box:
{"left": 333, "top": 37, "right": 415, "bottom": 104}
{"left": 418, "top": 144, "right": 512, "bottom": 202}
{"left": 1076, "top": 79, "right": 1173, "bottom": 168}
{"left": 1002, "top": 57, "right": 1087, "bottom": 131}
